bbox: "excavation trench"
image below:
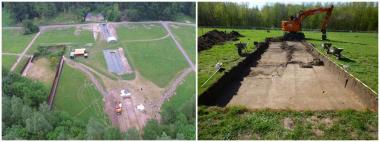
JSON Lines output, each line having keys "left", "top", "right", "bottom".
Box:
{"left": 199, "top": 38, "right": 377, "bottom": 111}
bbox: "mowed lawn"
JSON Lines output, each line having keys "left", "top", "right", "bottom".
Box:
{"left": 198, "top": 106, "right": 378, "bottom": 140}
{"left": 54, "top": 64, "right": 109, "bottom": 125}
{"left": 163, "top": 73, "right": 195, "bottom": 110}
{"left": 124, "top": 38, "right": 188, "bottom": 87}
{"left": 2, "top": 28, "right": 36, "bottom": 53}
{"left": 170, "top": 24, "right": 196, "bottom": 62}
{"left": 28, "top": 28, "right": 93, "bottom": 54}
{"left": 198, "top": 28, "right": 378, "bottom": 94}
{"left": 2, "top": 55, "right": 18, "bottom": 70}
{"left": 118, "top": 23, "right": 167, "bottom": 41}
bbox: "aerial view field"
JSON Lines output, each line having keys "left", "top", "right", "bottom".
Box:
{"left": 2, "top": 2, "right": 195, "bottom": 140}
{"left": 198, "top": 2, "right": 378, "bottom": 140}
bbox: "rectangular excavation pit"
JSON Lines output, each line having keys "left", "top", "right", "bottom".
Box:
{"left": 199, "top": 39, "right": 377, "bottom": 111}
{"left": 103, "top": 49, "right": 133, "bottom": 75}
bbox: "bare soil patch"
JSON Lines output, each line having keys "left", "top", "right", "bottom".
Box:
{"left": 102, "top": 72, "right": 163, "bottom": 131}
{"left": 25, "top": 58, "right": 55, "bottom": 85}
{"left": 209, "top": 41, "right": 370, "bottom": 111}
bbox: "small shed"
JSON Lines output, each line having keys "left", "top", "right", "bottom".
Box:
{"left": 85, "top": 13, "right": 105, "bottom": 22}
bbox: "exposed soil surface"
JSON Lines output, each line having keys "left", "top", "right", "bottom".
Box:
{"left": 198, "top": 30, "right": 244, "bottom": 52}
{"left": 206, "top": 41, "right": 369, "bottom": 111}
{"left": 25, "top": 58, "right": 55, "bottom": 85}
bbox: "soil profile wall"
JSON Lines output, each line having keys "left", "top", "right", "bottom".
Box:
{"left": 302, "top": 41, "right": 378, "bottom": 111}
{"left": 199, "top": 39, "right": 271, "bottom": 105}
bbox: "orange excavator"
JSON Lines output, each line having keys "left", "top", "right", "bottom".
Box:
{"left": 281, "top": 5, "right": 334, "bottom": 41}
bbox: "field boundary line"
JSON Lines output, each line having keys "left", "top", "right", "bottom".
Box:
{"left": 122, "top": 34, "right": 170, "bottom": 43}
{"left": 74, "top": 97, "right": 103, "bottom": 117}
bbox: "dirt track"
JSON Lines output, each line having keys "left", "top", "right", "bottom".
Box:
{"left": 213, "top": 41, "right": 369, "bottom": 111}
{"left": 10, "top": 32, "right": 41, "bottom": 71}
{"left": 161, "top": 21, "right": 195, "bottom": 71}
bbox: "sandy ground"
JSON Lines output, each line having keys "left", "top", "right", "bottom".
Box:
{"left": 25, "top": 58, "right": 55, "bottom": 85}
{"left": 102, "top": 72, "right": 163, "bottom": 131}
{"left": 223, "top": 41, "right": 368, "bottom": 111}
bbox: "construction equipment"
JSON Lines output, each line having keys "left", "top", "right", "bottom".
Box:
{"left": 281, "top": 5, "right": 334, "bottom": 41}
{"left": 115, "top": 102, "right": 122, "bottom": 115}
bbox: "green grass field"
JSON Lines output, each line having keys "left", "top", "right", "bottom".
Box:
{"left": 304, "top": 31, "right": 378, "bottom": 92}
{"left": 2, "top": 55, "right": 18, "bottom": 70}
{"left": 171, "top": 24, "right": 196, "bottom": 62}
{"left": 198, "top": 28, "right": 378, "bottom": 94}
{"left": 199, "top": 106, "right": 378, "bottom": 140}
{"left": 2, "top": 29, "right": 36, "bottom": 53}
{"left": 163, "top": 73, "right": 195, "bottom": 110}
{"left": 28, "top": 28, "right": 93, "bottom": 54}
{"left": 124, "top": 38, "right": 188, "bottom": 87}
{"left": 74, "top": 41, "right": 120, "bottom": 80}
{"left": 54, "top": 64, "right": 109, "bottom": 125}
{"left": 118, "top": 23, "right": 167, "bottom": 41}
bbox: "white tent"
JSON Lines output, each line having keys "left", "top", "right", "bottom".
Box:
{"left": 120, "top": 89, "right": 131, "bottom": 97}
{"left": 107, "top": 36, "right": 117, "bottom": 43}
{"left": 137, "top": 104, "right": 145, "bottom": 111}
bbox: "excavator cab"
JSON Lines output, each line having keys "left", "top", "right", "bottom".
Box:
{"left": 115, "top": 102, "right": 122, "bottom": 115}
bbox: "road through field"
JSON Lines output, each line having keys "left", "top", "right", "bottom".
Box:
{"left": 64, "top": 57, "right": 108, "bottom": 96}
{"left": 161, "top": 21, "right": 195, "bottom": 71}
{"left": 158, "top": 67, "right": 193, "bottom": 109}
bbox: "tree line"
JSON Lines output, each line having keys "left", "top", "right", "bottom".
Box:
{"left": 198, "top": 2, "right": 378, "bottom": 31}
{"left": 3, "top": 2, "right": 195, "bottom": 23}
{"left": 2, "top": 69, "right": 195, "bottom": 140}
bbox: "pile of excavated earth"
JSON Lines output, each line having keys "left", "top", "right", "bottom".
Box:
{"left": 198, "top": 30, "right": 244, "bottom": 51}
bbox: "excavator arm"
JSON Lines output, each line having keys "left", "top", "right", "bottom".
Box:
{"left": 281, "top": 5, "right": 334, "bottom": 40}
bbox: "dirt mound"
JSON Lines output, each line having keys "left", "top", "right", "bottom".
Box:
{"left": 198, "top": 30, "right": 244, "bottom": 52}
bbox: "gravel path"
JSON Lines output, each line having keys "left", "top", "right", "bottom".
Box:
{"left": 1, "top": 53, "right": 32, "bottom": 57}
{"left": 64, "top": 57, "right": 108, "bottom": 96}
{"left": 10, "top": 32, "right": 41, "bottom": 71}
{"left": 155, "top": 67, "right": 193, "bottom": 113}
{"left": 161, "top": 21, "right": 195, "bottom": 71}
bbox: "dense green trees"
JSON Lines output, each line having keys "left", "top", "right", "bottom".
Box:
{"left": 2, "top": 68, "right": 195, "bottom": 140}
{"left": 199, "top": 2, "right": 378, "bottom": 31}
{"left": 3, "top": 2, "right": 195, "bottom": 24}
